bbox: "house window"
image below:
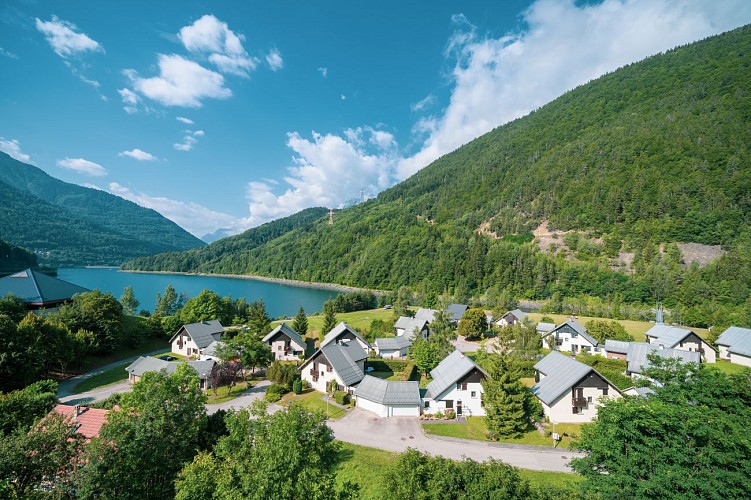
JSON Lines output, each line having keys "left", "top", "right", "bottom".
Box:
{"left": 587, "top": 396, "right": 592, "bottom": 403}
{"left": 572, "top": 406, "right": 579, "bottom": 414}
{"left": 680, "top": 341, "right": 684, "bottom": 347}
{"left": 602, "top": 387, "right": 609, "bottom": 396}
{"left": 456, "top": 382, "right": 467, "bottom": 391}
{"left": 445, "top": 400, "right": 453, "bottom": 409}
{"left": 424, "top": 401, "right": 430, "bottom": 409}
{"left": 471, "top": 391, "right": 477, "bottom": 398}
{"left": 327, "top": 365, "right": 333, "bottom": 372}
{"left": 278, "top": 345, "right": 283, "bottom": 351}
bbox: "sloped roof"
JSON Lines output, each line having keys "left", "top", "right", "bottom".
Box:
{"left": 170, "top": 319, "right": 224, "bottom": 349}
{"left": 320, "top": 342, "right": 366, "bottom": 387}
{"left": 415, "top": 308, "right": 439, "bottom": 322}
{"left": 446, "top": 303, "right": 468, "bottom": 322}
{"left": 375, "top": 335, "right": 412, "bottom": 351}
{"left": 531, "top": 351, "right": 595, "bottom": 405}
{"left": 263, "top": 323, "right": 306, "bottom": 350}
{"left": 355, "top": 375, "right": 421, "bottom": 405}
{"left": 125, "top": 356, "right": 216, "bottom": 379}
{"left": 716, "top": 326, "right": 751, "bottom": 357}
{"left": 536, "top": 322, "right": 556, "bottom": 333}
{"left": 321, "top": 321, "right": 370, "bottom": 349}
{"left": 604, "top": 339, "right": 631, "bottom": 355}
{"left": 507, "top": 309, "right": 526, "bottom": 321}
{"left": 0, "top": 268, "right": 89, "bottom": 306}
{"left": 644, "top": 324, "right": 697, "bottom": 348}
{"left": 52, "top": 404, "right": 109, "bottom": 440}
{"left": 426, "top": 350, "right": 487, "bottom": 399}
{"left": 553, "top": 319, "right": 599, "bottom": 347}
{"left": 395, "top": 317, "right": 428, "bottom": 338}
{"left": 625, "top": 342, "right": 700, "bottom": 374}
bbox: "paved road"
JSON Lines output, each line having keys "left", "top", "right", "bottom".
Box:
{"left": 206, "top": 380, "right": 282, "bottom": 415}
{"left": 327, "top": 408, "right": 579, "bottom": 473}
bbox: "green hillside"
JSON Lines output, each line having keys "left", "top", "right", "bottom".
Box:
{"left": 123, "top": 26, "right": 751, "bottom": 325}
{"left": 0, "top": 153, "right": 204, "bottom": 261}
{"left": 0, "top": 238, "right": 39, "bottom": 275}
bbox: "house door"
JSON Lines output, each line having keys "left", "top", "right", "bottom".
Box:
{"left": 456, "top": 400, "right": 463, "bottom": 416}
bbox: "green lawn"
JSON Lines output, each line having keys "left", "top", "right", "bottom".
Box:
{"left": 422, "top": 418, "right": 582, "bottom": 449}
{"left": 79, "top": 337, "right": 169, "bottom": 371}
{"left": 280, "top": 389, "right": 349, "bottom": 419}
{"left": 526, "top": 312, "right": 710, "bottom": 341}
{"left": 714, "top": 360, "right": 751, "bottom": 375}
{"left": 368, "top": 371, "right": 401, "bottom": 381}
{"left": 333, "top": 441, "right": 581, "bottom": 497}
{"left": 206, "top": 381, "right": 252, "bottom": 404}
{"left": 71, "top": 361, "right": 133, "bottom": 394}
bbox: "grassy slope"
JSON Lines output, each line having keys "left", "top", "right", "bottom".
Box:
{"left": 421, "top": 418, "right": 582, "bottom": 449}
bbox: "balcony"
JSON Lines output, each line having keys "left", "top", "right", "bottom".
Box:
{"left": 572, "top": 397, "right": 587, "bottom": 407}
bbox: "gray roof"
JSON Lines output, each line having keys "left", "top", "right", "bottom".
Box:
{"left": 203, "top": 340, "right": 224, "bottom": 358}
{"left": 604, "top": 339, "right": 631, "bottom": 355}
{"left": 625, "top": 342, "right": 700, "bottom": 374}
{"left": 375, "top": 336, "right": 412, "bottom": 351}
{"left": 0, "top": 268, "right": 89, "bottom": 306}
{"left": 170, "top": 320, "right": 224, "bottom": 349}
{"left": 507, "top": 309, "right": 526, "bottom": 321}
{"left": 414, "top": 308, "right": 439, "bottom": 323}
{"left": 446, "top": 303, "right": 468, "bottom": 322}
{"left": 395, "top": 317, "right": 428, "bottom": 338}
{"left": 319, "top": 342, "right": 366, "bottom": 387}
{"left": 263, "top": 323, "right": 306, "bottom": 350}
{"left": 125, "top": 356, "right": 216, "bottom": 379}
{"left": 425, "top": 350, "right": 487, "bottom": 399}
{"left": 321, "top": 322, "right": 370, "bottom": 349}
{"left": 531, "top": 351, "right": 594, "bottom": 405}
{"left": 553, "top": 319, "right": 599, "bottom": 347}
{"left": 644, "top": 324, "right": 696, "bottom": 348}
{"left": 716, "top": 326, "right": 751, "bottom": 357}
{"left": 536, "top": 322, "right": 556, "bottom": 333}
{"left": 355, "top": 375, "right": 421, "bottom": 405}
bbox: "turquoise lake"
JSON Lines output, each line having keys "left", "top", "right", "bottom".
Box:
{"left": 56, "top": 268, "right": 339, "bottom": 319}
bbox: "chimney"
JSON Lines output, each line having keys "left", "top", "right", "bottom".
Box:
{"left": 656, "top": 303, "right": 664, "bottom": 324}
{"left": 73, "top": 404, "right": 81, "bottom": 419}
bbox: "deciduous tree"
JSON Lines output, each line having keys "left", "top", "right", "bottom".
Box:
{"left": 119, "top": 286, "right": 140, "bottom": 316}
{"left": 457, "top": 307, "right": 487, "bottom": 340}
{"left": 409, "top": 337, "right": 439, "bottom": 377}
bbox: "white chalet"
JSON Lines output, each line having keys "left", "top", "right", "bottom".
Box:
{"left": 716, "top": 326, "right": 751, "bottom": 367}
{"left": 495, "top": 309, "right": 526, "bottom": 327}
{"left": 644, "top": 324, "right": 716, "bottom": 363}
{"left": 423, "top": 350, "right": 487, "bottom": 417}
{"left": 321, "top": 322, "right": 371, "bottom": 352}
{"left": 299, "top": 341, "right": 367, "bottom": 394}
{"left": 547, "top": 319, "right": 599, "bottom": 354}
{"left": 263, "top": 323, "right": 306, "bottom": 361}
{"left": 374, "top": 335, "right": 412, "bottom": 359}
{"left": 169, "top": 320, "right": 224, "bottom": 358}
{"left": 531, "top": 351, "right": 621, "bottom": 423}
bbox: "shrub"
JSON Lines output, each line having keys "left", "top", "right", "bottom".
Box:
{"left": 444, "top": 409, "right": 456, "bottom": 419}
{"left": 267, "top": 361, "right": 298, "bottom": 389}
{"left": 301, "top": 379, "right": 310, "bottom": 389}
{"left": 400, "top": 361, "right": 417, "bottom": 381}
{"left": 264, "top": 383, "right": 288, "bottom": 403}
{"left": 334, "top": 391, "right": 350, "bottom": 405}
{"left": 292, "top": 378, "right": 302, "bottom": 395}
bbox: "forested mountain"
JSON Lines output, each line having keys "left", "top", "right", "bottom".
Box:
{"left": 0, "top": 153, "right": 204, "bottom": 266}
{"left": 0, "top": 238, "right": 39, "bottom": 275}
{"left": 123, "top": 26, "right": 751, "bottom": 326}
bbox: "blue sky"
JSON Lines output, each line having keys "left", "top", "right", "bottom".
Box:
{"left": 2, "top": 1, "right": 750, "bottom": 239}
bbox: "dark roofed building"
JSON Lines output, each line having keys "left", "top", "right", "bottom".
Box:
{"left": 0, "top": 268, "right": 89, "bottom": 309}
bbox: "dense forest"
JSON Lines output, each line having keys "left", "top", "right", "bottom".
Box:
{"left": 124, "top": 26, "right": 751, "bottom": 327}
{"left": 0, "top": 239, "right": 39, "bottom": 275}
{"left": 0, "top": 153, "right": 204, "bottom": 266}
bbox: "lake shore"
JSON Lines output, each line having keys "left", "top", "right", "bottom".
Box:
{"left": 120, "top": 269, "right": 387, "bottom": 295}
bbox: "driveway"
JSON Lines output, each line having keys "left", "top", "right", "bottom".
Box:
{"left": 327, "top": 408, "right": 580, "bottom": 473}
{"left": 60, "top": 380, "right": 132, "bottom": 406}
{"left": 206, "top": 380, "right": 282, "bottom": 415}
{"left": 452, "top": 335, "right": 500, "bottom": 353}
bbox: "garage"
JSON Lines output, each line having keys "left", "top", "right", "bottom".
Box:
{"left": 354, "top": 375, "right": 421, "bottom": 418}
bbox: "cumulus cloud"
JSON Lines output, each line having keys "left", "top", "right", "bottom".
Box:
{"left": 57, "top": 157, "right": 107, "bottom": 176}
{"left": 176, "top": 116, "right": 194, "bottom": 124}
{"left": 241, "top": 127, "right": 397, "bottom": 226}
{"left": 119, "top": 148, "right": 157, "bottom": 161}
{"left": 35, "top": 16, "right": 103, "bottom": 58}
{"left": 396, "top": 0, "right": 751, "bottom": 179}
{"left": 317, "top": 67, "right": 328, "bottom": 77}
{"left": 178, "top": 14, "right": 259, "bottom": 77}
{"left": 107, "top": 182, "right": 240, "bottom": 237}
{"left": 174, "top": 129, "right": 205, "bottom": 151}
{"left": 265, "top": 48, "right": 283, "bottom": 71}
{"left": 35, "top": 16, "right": 104, "bottom": 91}
{"left": 0, "top": 138, "right": 32, "bottom": 163}
{"left": 117, "top": 87, "right": 139, "bottom": 114}
{"left": 125, "top": 54, "right": 231, "bottom": 107}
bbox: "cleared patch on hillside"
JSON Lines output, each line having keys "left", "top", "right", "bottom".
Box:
{"left": 677, "top": 243, "right": 726, "bottom": 266}
{"left": 532, "top": 220, "right": 570, "bottom": 253}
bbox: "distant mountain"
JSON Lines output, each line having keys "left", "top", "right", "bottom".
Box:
{"left": 0, "top": 238, "right": 39, "bottom": 275}
{"left": 201, "top": 228, "right": 234, "bottom": 244}
{"left": 123, "top": 26, "right": 751, "bottom": 320}
{"left": 0, "top": 153, "right": 204, "bottom": 266}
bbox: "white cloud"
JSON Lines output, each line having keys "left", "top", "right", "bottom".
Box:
{"left": 125, "top": 54, "right": 231, "bottom": 107}
{"left": 57, "top": 157, "right": 107, "bottom": 177}
{"left": 176, "top": 116, "right": 194, "bottom": 124}
{"left": 410, "top": 94, "right": 435, "bottom": 112}
{"left": 317, "top": 67, "right": 328, "bottom": 77}
{"left": 173, "top": 129, "right": 205, "bottom": 151}
{"left": 265, "top": 49, "right": 283, "bottom": 71}
{"left": 178, "top": 14, "right": 259, "bottom": 77}
{"left": 241, "top": 128, "right": 396, "bottom": 227}
{"left": 0, "top": 138, "right": 32, "bottom": 163}
{"left": 107, "top": 182, "right": 240, "bottom": 237}
{"left": 340, "top": 94, "right": 346, "bottom": 100}
{"left": 119, "top": 148, "right": 157, "bottom": 161}
{"left": 0, "top": 47, "right": 18, "bottom": 59}
{"left": 35, "top": 16, "right": 104, "bottom": 92}
{"left": 396, "top": 0, "right": 751, "bottom": 179}
{"left": 35, "top": 16, "right": 103, "bottom": 58}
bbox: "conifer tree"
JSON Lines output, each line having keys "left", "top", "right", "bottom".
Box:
{"left": 482, "top": 357, "right": 528, "bottom": 439}
{"left": 292, "top": 305, "right": 308, "bottom": 337}
{"left": 321, "top": 300, "right": 337, "bottom": 338}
